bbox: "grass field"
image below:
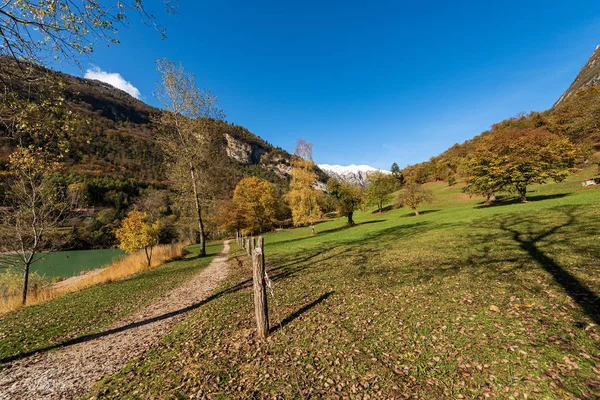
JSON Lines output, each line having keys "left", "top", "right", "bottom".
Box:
{"left": 88, "top": 168, "right": 600, "bottom": 399}
{"left": 0, "top": 242, "right": 222, "bottom": 364}
{"left": 0, "top": 248, "right": 126, "bottom": 279}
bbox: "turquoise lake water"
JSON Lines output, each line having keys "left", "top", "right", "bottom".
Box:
{"left": 1, "top": 248, "right": 125, "bottom": 279}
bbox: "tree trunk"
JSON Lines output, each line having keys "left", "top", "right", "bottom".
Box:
{"left": 413, "top": 208, "right": 420, "bottom": 216}
{"left": 487, "top": 192, "right": 496, "bottom": 204}
{"left": 378, "top": 201, "right": 383, "bottom": 213}
{"left": 310, "top": 224, "right": 316, "bottom": 235}
{"left": 22, "top": 263, "right": 30, "bottom": 305}
{"left": 347, "top": 212, "right": 355, "bottom": 226}
{"left": 189, "top": 166, "right": 206, "bottom": 256}
{"left": 517, "top": 185, "right": 527, "bottom": 203}
{"left": 145, "top": 246, "right": 152, "bottom": 267}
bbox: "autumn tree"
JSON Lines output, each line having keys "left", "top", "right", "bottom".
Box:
{"left": 233, "top": 177, "right": 277, "bottom": 234}
{"left": 215, "top": 198, "right": 246, "bottom": 237}
{"left": 0, "top": 0, "right": 175, "bottom": 65}
{"left": 326, "top": 178, "right": 364, "bottom": 226}
{"left": 153, "top": 58, "right": 225, "bottom": 256}
{"left": 285, "top": 140, "right": 323, "bottom": 234}
{"left": 365, "top": 171, "right": 396, "bottom": 213}
{"left": 463, "top": 128, "right": 579, "bottom": 202}
{"left": 115, "top": 211, "right": 160, "bottom": 268}
{"left": 0, "top": 83, "right": 78, "bottom": 305}
{"left": 0, "top": 146, "right": 75, "bottom": 305}
{"left": 395, "top": 184, "right": 433, "bottom": 216}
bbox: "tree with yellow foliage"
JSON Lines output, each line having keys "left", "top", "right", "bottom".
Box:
{"left": 233, "top": 177, "right": 277, "bottom": 234}
{"left": 285, "top": 140, "right": 323, "bottom": 234}
{"left": 115, "top": 211, "right": 160, "bottom": 268}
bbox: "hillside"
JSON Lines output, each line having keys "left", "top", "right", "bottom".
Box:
{"left": 398, "top": 45, "right": 600, "bottom": 186}
{"left": 0, "top": 56, "right": 302, "bottom": 197}
{"left": 554, "top": 45, "right": 600, "bottom": 108}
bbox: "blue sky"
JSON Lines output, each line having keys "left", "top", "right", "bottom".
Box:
{"left": 57, "top": 0, "right": 600, "bottom": 169}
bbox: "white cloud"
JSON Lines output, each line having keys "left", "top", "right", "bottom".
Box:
{"left": 84, "top": 66, "right": 141, "bottom": 99}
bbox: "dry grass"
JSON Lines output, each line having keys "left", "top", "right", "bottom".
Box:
{"left": 0, "top": 244, "right": 184, "bottom": 314}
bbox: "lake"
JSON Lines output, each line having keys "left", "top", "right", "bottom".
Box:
{"left": 1, "top": 249, "right": 125, "bottom": 279}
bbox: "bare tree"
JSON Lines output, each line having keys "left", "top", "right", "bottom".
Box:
{"left": 153, "top": 58, "right": 225, "bottom": 256}
{"left": 0, "top": 146, "right": 75, "bottom": 305}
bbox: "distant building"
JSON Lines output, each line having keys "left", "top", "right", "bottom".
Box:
{"left": 582, "top": 178, "right": 600, "bottom": 186}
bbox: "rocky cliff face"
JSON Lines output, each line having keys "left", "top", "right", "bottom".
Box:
{"left": 224, "top": 133, "right": 267, "bottom": 165}
{"left": 554, "top": 45, "right": 600, "bottom": 108}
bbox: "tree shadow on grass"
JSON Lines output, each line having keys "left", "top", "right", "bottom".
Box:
{"left": 470, "top": 206, "right": 600, "bottom": 325}
{"left": 398, "top": 209, "right": 440, "bottom": 218}
{"left": 267, "top": 220, "right": 387, "bottom": 248}
{"left": 475, "top": 193, "right": 571, "bottom": 208}
{"left": 371, "top": 205, "right": 393, "bottom": 214}
{"left": 270, "top": 291, "right": 334, "bottom": 334}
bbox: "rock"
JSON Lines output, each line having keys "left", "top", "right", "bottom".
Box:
{"left": 224, "top": 133, "right": 266, "bottom": 165}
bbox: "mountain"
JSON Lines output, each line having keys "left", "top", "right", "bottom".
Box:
{"left": 554, "top": 45, "right": 600, "bottom": 108}
{"left": 318, "top": 164, "right": 387, "bottom": 186}
{"left": 0, "top": 56, "right": 302, "bottom": 206}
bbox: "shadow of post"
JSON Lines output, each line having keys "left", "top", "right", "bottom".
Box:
{"left": 271, "top": 291, "right": 334, "bottom": 334}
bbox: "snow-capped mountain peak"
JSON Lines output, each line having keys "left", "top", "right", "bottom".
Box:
{"left": 318, "top": 164, "right": 388, "bottom": 186}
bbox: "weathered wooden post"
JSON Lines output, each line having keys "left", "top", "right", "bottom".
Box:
{"left": 252, "top": 237, "right": 269, "bottom": 339}
{"left": 246, "top": 238, "right": 251, "bottom": 256}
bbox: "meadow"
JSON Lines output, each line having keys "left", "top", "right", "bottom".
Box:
{"left": 87, "top": 168, "right": 600, "bottom": 399}
{"left": 0, "top": 242, "right": 222, "bottom": 363}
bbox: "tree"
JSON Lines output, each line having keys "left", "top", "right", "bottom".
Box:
{"left": 153, "top": 58, "right": 225, "bottom": 256}
{"left": 326, "top": 178, "right": 364, "bottom": 226}
{"left": 285, "top": 139, "right": 323, "bottom": 234}
{"left": 0, "top": 83, "right": 77, "bottom": 305}
{"left": 395, "top": 184, "right": 433, "bottom": 216}
{"left": 0, "top": 0, "right": 175, "bottom": 65}
{"left": 365, "top": 171, "right": 396, "bottom": 213}
{"left": 115, "top": 211, "right": 160, "bottom": 268}
{"left": 215, "top": 198, "right": 245, "bottom": 237}
{"left": 463, "top": 128, "right": 579, "bottom": 202}
{"left": 233, "top": 177, "right": 277, "bottom": 234}
{"left": 390, "top": 162, "right": 405, "bottom": 186}
{"left": 0, "top": 146, "right": 74, "bottom": 305}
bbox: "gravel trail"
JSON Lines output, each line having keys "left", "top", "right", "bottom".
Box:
{"left": 0, "top": 241, "right": 230, "bottom": 400}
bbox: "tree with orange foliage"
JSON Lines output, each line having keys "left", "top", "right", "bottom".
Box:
{"left": 215, "top": 199, "right": 246, "bottom": 237}
{"left": 463, "top": 128, "right": 579, "bottom": 202}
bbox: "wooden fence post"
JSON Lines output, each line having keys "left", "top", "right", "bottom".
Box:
{"left": 252, "top": 237, "right": 269, "bottom": 339}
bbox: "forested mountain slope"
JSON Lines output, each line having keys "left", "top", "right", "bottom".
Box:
{"left": 0, "top": 56, "right": 309, "bottom": 199}
{"left": 399, "top": 45, "right": 600, "bottom": 185}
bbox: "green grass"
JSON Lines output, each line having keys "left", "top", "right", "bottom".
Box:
{"left": 89, "top": 169, "right": 600, "bottom": 399}
{"left": 0, "top": 242, "right": 222, "bottom": 364}
{"left": 0, "top": 248, "right": 126, "bottom": 279}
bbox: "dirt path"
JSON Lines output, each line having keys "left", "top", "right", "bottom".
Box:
{"left": 0, "top": 241, "right": 231, "bottom": 400}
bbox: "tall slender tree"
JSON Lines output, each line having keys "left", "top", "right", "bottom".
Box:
{"left": 153, "top": 58, "right": 225, "bottom": 256}
{"left": 285, "top": 139, "right": 323, "bottom": 234}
